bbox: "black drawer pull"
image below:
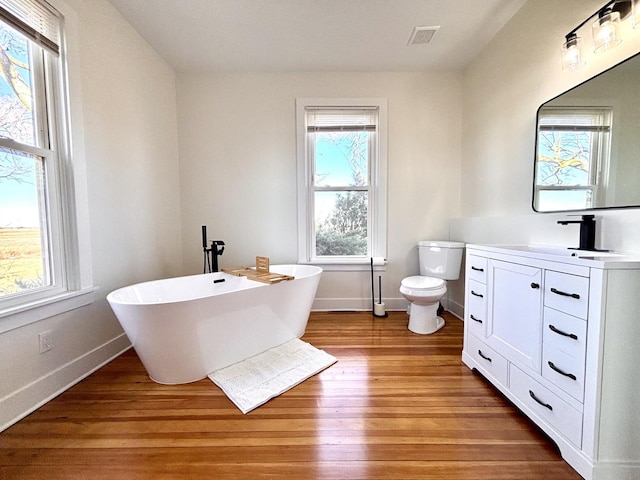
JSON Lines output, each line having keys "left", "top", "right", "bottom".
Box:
{"left": 471, "top": 290, "right": 484, "bottom": 298}
{"left": 531, "top": 282, "right": 540, "bottom": 289}
{"left": 550, "top": 287, "right": 580, "bottom": 299}
{"left": 478, "top": 350, "right": 492, "bottom": 362}
{"left": 548, "top": 361, "right": 577, "bottom": 381}
{"left": 529, "top": 390, "right": 553, "bottom": 411}
{"left": 548, "top": 324, "right": 578, "bottom": 340}
{"left": 470, "top": 314, "right": 483, "bottom": 324}
{"left": 471, "top": 266, "right": 484, "bottom": 272}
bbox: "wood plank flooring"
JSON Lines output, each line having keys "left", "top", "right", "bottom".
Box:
{"left": 0, "top": 312, "right": 582, "bottom": 479}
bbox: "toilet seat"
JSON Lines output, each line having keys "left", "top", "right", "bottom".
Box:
{"left": 400, "top": 276, "right": 445, "bottom": 291}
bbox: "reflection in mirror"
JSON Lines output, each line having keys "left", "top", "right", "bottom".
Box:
{"left": 533, "top": 51, "right": 640, "bottom": 212}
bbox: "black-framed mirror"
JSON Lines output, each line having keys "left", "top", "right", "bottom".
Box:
{"left": 533, "top": 51, "right": 640, "bottom": 212}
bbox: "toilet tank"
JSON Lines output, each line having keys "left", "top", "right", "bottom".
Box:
{"left": 418, "top": 241, "right": 465, "bottom": 280}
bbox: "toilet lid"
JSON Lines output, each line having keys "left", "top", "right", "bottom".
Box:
{"left": 401, "top": 276, "right": 445, "bottom": 291}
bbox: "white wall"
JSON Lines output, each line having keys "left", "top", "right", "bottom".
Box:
{"left": 0, "top": 0, "right": 182, "bottom": 431}
{"left": 449, "top": 0, "right": 640, "bottom": 310}
{"left": 177, "top": 72, "right": 462, "bottom": 311}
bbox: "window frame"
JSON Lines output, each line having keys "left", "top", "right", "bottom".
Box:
{"left": 296, "top": 98, "right": 387, "bottom": 270}
{"left": 534, "top": 106, "right": 612, "bottom": 212}
{"left": 0, "top": 0, "right": 94, "bottom": 333}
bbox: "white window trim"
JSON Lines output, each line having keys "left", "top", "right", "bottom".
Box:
{"left": 296, "top": 98, "right": 388, "bottom": 271}
{"left": 0, "top": 0, "right": 94, "bottom": 334}
{"left": 535, "top": 106, "right": 612, "bottom": 211}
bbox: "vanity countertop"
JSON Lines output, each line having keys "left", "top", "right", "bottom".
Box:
{"left": 466, "top": 244, "right": 640, "bottom": 270}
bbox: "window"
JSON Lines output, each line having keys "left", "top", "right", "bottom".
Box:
{"left": 535, "top": 107, "right": 612, "bottom": 211}
{"left": 0, "top": 0, "right": 93, "bottom": 330}
{"left": 296, "top": 98, "right": 387, "bottom": 268}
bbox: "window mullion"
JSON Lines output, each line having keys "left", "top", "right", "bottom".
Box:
{"left": 313, "top": 185, "right": 368, "bottom": 192}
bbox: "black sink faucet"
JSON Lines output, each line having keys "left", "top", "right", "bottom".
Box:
{"left": 557, "top": 214, "right": 597, "bottom": 251}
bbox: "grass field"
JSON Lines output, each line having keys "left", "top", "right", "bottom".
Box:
{"left": 0, "top": 228, "right": 44, "bottom": 296}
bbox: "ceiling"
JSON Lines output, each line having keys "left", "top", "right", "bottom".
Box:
{"left": 106, "top": 0, "right": 527, "bottom": 73}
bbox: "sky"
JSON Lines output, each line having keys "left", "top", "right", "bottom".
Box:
{"left": 0, "top": 159, "right": 40, "bottom": 228}
{"left": 313, "top": 133, "right": 369, "bottom": 225}
{"left": 0, "top": 23, "right": 39, "bottom": 228}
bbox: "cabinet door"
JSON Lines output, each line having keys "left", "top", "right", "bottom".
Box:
{"left": 487, "top": 259, "right": 543, "bottom": 373}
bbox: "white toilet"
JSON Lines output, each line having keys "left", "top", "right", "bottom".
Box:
{"left": 400, "top": 241, "right": 465, "bottom": 335}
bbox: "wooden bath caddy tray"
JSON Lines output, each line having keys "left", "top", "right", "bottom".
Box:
{"left": 222, "top": 256, "right": 294, "bottom": 284}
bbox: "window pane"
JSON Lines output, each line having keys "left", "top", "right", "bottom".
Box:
{"left": 0, "top": 148, "right": 48, "bottom": 296}
{"left": 0, "top": 21, "right": 36, "bottom": 146}
{"left": 536, "top": 130, "right": 592, "bottom": 186}
{"left": 315, "top": 191, "right": 367, "bottom": 256}
{"left": 536, "top": 189, "right": 592, "bottom": 211}
{"left": 314, "top": 131, "right": 369, "bottom": 187}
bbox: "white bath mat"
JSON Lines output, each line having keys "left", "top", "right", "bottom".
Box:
{"left": 208, "top": 338, "right": 337, "bottom": 414}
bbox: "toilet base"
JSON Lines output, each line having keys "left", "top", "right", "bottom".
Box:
{"left": 407, "top": 303, "right": 445, "bottom": 335}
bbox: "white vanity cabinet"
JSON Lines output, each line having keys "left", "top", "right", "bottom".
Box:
{"left": 462, "top": 245, "right": 640, "bottom": 480}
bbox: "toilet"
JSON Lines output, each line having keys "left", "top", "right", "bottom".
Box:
{"left": 400, "top": 241, "right": 465, "bottom": 334}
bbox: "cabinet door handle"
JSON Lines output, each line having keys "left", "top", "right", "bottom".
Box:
{"left": 548, "top": 361, "right": 577, "bottom": 381}
{"left": 548, "top": 324, "right": 578, "bottom": 340}
{"left": 471, "top": 266, "right": 484, "bottom": 272}
{"left": 530, "top": 282, "right": 540, "bottom": 289}
{"left": 470, "top": 314, "right": 483, "bottom": 323}
{"left": 471, "top": 290, "right": 484, "bottom": 298}
{"left": 478, "top": 350, "right": 492, "bottom": 362}
{"left": 529, "top": 390, "right": 553, "bottom": 411}
{"left": 550, "top": 287, "right": 580, "bottom": 299}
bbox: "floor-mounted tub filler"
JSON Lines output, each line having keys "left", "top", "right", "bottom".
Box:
{"left": 107, "top": 264, "right": 322, "bottom": 384}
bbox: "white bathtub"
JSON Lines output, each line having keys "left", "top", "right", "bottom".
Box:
{"left": 107, "top": 264, "right": 322, "bottom": 384}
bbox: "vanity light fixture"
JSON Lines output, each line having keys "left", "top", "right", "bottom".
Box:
{"left": 592, "top": 6, "right": 622, "bottom": 52}
{"left": 561, "top": 0, "right": 633, "bottom": 70}
{"left": 633, "top": 0, "right": 640, "bottom": 27}
{"left": 562, "top": 32, "right": 585, "bottom": 71}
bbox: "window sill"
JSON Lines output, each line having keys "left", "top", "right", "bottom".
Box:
{"left": 0, "top": 287, "right": 98, "bottom": 334}
{"left": 299, "top": 259, "right": 387, "bottom": 272}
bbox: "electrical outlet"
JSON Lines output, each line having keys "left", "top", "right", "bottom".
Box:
{"left": 38, "top": 331, "right": 52, "bottom": 353}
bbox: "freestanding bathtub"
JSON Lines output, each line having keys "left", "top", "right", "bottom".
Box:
{"left": 107, "top": 264, "right": 322, "bottom": 384}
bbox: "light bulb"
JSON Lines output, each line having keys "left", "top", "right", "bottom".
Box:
{"left": 561, "top": 34, "right": 584, "bottom": 71}
{"left": 592, "top": 10, "right": 621, "bottom": 53}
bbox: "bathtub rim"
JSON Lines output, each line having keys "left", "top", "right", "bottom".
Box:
{"left": 106, "top": 264, "right": 322, "bottom": 307}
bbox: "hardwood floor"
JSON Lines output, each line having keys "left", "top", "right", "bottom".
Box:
{"left": 0, "top": 312, "right": 582, "bottom": 479}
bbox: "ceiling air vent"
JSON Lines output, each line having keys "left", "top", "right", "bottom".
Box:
{"left": 408, "top": 26, "right": 440, "bottom": 45}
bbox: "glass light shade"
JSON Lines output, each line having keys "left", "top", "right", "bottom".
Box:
{"left": 592, "top": 10, "right": 622, "bottom": 53}
{"left": 561, "top": 35, "right": 585, "bottom": 71}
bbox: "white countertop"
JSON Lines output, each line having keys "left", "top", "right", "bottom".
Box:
{"left": 466, "top": 244, "right": 640, "bottom": 270}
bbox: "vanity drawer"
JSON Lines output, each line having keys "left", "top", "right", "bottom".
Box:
{"left": 542, "top": 344, "right": 585, "bottom": 402}
{"left": 510, "top": 365, "right": 583, "bottom": 447}
{"left": 543, "top": 307, "right": 587, "bottom": 360}
{"left": 544, "top": 270, "right": 589, "bottom": 319}
{"left": 467, "top": 255, "right": 487, "bottom": 284}
{"left": 467, "top": 333, "right": 508, "bottom": 386}
{"left": 466, "top": 279, "right": 487, "bottom": 337}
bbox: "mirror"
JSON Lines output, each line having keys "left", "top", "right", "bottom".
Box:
{"left": 533, "top": 51, "right": 640, "bottom": 212}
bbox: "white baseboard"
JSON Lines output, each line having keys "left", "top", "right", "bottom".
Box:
{"left": 312, "top": 296, "right": 464, "bottom": 318}
{"left": 445, "top": 297, "right": 464, "bottom": 320}
{"left": 0, "top": 333, "right": 131, "bottom": 433}
{"left": 312, "top": 297, "right": 409, "bottom": 311}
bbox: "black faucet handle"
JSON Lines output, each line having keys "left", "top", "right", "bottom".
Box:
{"left": 557, "top": 214, "right": 595, "bottom": 225}
{"left": 211, "top": 240, "right": 225, "bottom": 255}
